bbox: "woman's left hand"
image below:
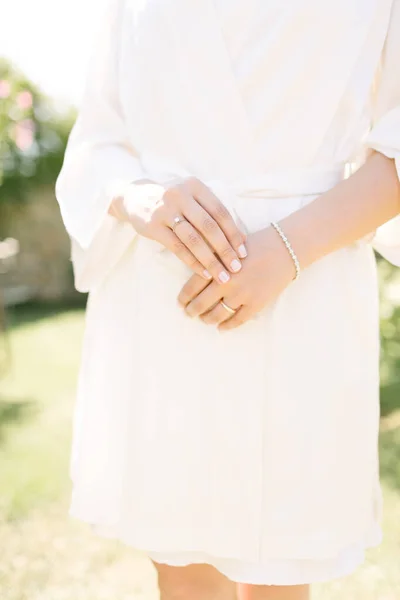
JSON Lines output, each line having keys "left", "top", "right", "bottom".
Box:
{"left": 178, "top": 226, "right": 296, "bottom": 330}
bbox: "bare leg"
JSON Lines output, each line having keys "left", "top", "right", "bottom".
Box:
{"left": 237, "top": 583, "right": 310, "bottom": 600}
{"left": 153, "top": 562, "right": 238, "bottom": 600}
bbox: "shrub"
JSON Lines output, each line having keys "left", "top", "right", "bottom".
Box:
{"left": 0, "top": 57, "right": 75, "bottom": 205}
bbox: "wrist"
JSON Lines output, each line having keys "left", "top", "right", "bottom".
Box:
{"left": 270, "top": 221, "right": 301, "bottom": 280}
{"left": 109, "top": 194, "right": 129, "bottom": 221}
{"left": 277, "top": 207, "right": 326, "bottom": 271}
{"left": 258, "top": 226, "right": 299, "bottom": 283}
{"left": 108, "top": 179, "right": 160, "bottom": 223}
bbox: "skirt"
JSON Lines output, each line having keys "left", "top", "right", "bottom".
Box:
{"left": 148, "top": 547, "right": 366, "bottom": 585}
{"left": 91, "top": 521, "right": 381, "bottom": 585}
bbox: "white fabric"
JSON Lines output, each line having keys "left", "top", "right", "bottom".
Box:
{"left": 56, "top": 0, "right": 400, "bottom": 585}
{"left": 146, "top": 546, "right": 367, "bottom": 586}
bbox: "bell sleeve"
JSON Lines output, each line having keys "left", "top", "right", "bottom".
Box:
{"left": 365, "top": 0, "right": 400, "bottom": 266}
{"left": 55, "top": 0, "right": 144, "bottom": 292}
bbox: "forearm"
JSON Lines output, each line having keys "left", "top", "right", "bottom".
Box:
{"left": 279, "top": 152, "right": 400, "bottom": 270}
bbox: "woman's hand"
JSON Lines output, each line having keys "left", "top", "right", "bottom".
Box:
{"left": 177, "top": 227, "right": 296, "bottom": 330}
{"left": 110, "top": 177, "right": 247, "bottom": 284}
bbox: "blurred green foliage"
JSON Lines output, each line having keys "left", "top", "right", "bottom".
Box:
{"left": 379, "top": 257, "right": 400, "bottom": 418}
{"left": 0, "top": 57, "right": 75, "bottom": 204}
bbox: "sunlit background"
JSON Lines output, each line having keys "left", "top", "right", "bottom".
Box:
{"left": 0, "top": 0, "right": 107, "bottom": 106}
{"left": 1, "top": 2, "right": 400, "bottom": 599}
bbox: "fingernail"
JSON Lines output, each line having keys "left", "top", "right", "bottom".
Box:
{"left": 230, "top": 259, "right": 241, "bottom": 272}
{"left": 203, "top": 270, "right": 212, "bottom": 279}
{"left": 238, "top": 244, "right": 247, "bottom": 258}
{"left": 218, "top": 271, "right": 230, "bottom": 283}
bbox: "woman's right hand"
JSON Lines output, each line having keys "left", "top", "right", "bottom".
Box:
{"left": 110, "top": 177, "right": 247, "bottom": 284}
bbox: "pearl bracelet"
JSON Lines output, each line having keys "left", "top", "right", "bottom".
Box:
{"left": 270, "top": 221, "right": 301, "bottom": 281}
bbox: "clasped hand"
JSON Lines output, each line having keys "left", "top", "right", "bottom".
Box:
{"left": 113, "top": 176, "right": 248, "bottom": 284}
{"left": 113, "top": 176, "right": 295, "bottom": 330}
{"left": 178, "top": 228, "right": 295, "bottom": 331}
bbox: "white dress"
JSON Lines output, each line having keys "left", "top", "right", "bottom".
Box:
{"left": 56, "top": 0, "right": 400, "bottom": 586}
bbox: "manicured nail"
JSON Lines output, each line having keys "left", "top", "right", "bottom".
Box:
{"left": 203, "top": 270, "right": 212, "bottom": 280}
{"left": 238, "top": 244, "right": 247, "bottom": 258}
{"left": 219, "top": 271, "right": 230, "bottom": 283}
{"left": 230, "top": 259, "right": 241, "bottom": 272}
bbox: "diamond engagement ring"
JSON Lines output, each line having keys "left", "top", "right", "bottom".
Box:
{"left": 171, "top": 215, "right": 187, "bottom": 233}
{"left": 220, "top": 299, "right": 237, "bottom": 315}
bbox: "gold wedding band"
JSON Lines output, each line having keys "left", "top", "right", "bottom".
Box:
{"left": 171, "top": 215, "right": 187, "bottom": 233}
{"left": 220, "top": 299, "right": 237, "bottom": 315}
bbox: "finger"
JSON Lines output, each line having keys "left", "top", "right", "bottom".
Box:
{"left": 158, "top": 228, "right": 213, "bottom": 281}
{"left": 185, "top": 282, "right": 222, "bottom": 318}
{"left": 173, "top": 219, "right": 231, "bottom": 285}
{"left": 178, "top": 273, "right": 210, "bottom": 307}
{"left": 189, "top": 178, "right": 248, "bottom": 258}
{"left": 218, "top": 305, "right": 254, "bottom": 331}
{"left": 183, "top": 201, "right": 243, "bottom": 274}
{"left": 201, "top": 298, "right": 242, "bottom": 326}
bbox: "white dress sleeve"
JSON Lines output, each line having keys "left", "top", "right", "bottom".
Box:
{"left": 365, "top": 0, "right": 400, "bottom": 266}
{"left": 55, "top": 0, "right": 144, "bottom": 292}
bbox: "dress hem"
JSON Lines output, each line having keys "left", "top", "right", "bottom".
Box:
{"left": 68, "top": 506, "right": 382, "bottom": 585}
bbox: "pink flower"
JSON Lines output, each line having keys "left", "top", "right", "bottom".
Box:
{"left": 0, "top": 79, "right": 11, "bottom": 98}
{"left": 14, "top": 120, "right": 35, "bottom": 151}
{"left": 21, "top": 118, "right": 35, "bottom": 132}
{"left": 16, "top": 90, "right": 33, "bottom": 110}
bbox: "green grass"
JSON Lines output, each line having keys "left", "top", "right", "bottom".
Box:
{"left": 0, "top": 304, "right": 399, "bottom": 599}
{"left": 0, "top": 305, "right": 83, "bottom": 519}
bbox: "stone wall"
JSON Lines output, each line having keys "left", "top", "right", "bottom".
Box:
{"left": 0, "top": 186, "right": 77, "bottom": 304}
